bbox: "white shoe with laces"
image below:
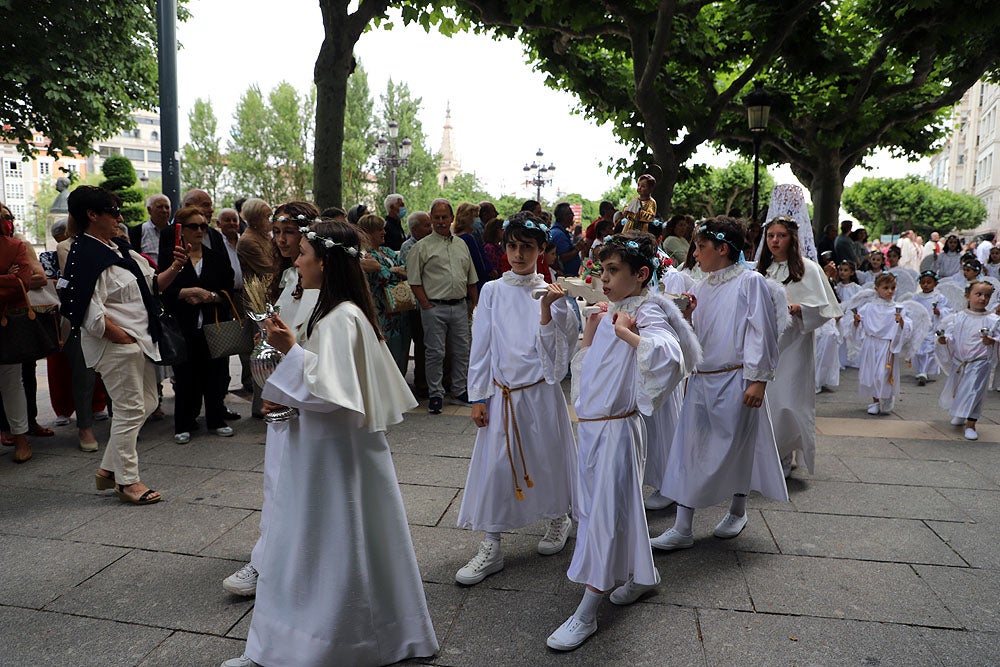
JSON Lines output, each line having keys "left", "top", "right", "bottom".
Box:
{"left": 713, "top": 512, "right": 748, "bottom": 539}
{"left": 455, "top": 540, "right": 504, "bottom": 585}
{"left": 537, "top": 514, "right": 572, "bottom": 555}
{"left": 222, "top": 562, "right": 258, "bottom": 596}
{"left": 609, "top": 575, "right": 659, "bottom": 605}
{"left": 643, "top": 491, "right": 674, "bottom": 511}
{"left": 650, "top": 527, "right": 694, "bottom": 551}
{"left": 221, "top": 656, "right": 260, "bottom": 667}
{"left": 546, "top": 615, "right": 598, "bottom": 651}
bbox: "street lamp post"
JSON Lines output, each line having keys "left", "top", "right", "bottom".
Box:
{"left": 376, "top": 120, "right": 413, "bottom": 194}
{"left": 745, "top": 84, "right": 773, "bottom": 223}
{"left": 523, "top": 148, "right": 555, "bottom": 202}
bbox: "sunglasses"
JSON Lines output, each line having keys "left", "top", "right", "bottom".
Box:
{"left": 182, "top": 223, "right": 209, "bottom": 231}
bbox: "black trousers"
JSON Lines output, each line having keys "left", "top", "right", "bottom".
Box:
{"left": 172, "top": 332, "right": 229, "bottom": 433}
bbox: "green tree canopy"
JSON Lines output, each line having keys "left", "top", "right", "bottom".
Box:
{"left": 0, "top": 1, "right": 188, "bottom": 157}
{"left": 181, "top": 98, "right": 226, "bottom": 203}
{"left": 842, "top": 176, "right": 987, "bottom": 238}
{"left": 100, "top": 155, "right": 145, "bottom": 224}
{"left": 672, "top": 161, "right": 775, "bottom": 219}
{"left": 372, "top": 79, "right": 439, "bottom": 212}
{"left": 439, "top": 172, "right": 493, "bottom": 209}
{"left": 342, "top": 62, "right": 378, "bottom": 210}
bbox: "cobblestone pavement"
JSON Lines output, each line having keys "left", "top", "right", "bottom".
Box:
{"left": 0, "top": 362, "right": 997, "bottom": 666}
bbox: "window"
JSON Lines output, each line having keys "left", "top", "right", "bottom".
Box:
{"left": 151, "top": 131, "right": 159, "bottom": 142}
{"left": 39, "top": 161, "right": 51, "bottom": 176}
{"left": 124, "top": 148, "right": 145, "bottom": 161}
{"left": 148, "top": 171, "right": 161, "bottom": 180}
{"left": 65, "top": 163, "right": 78, "bottom": 174}
{"left": 98, "top": 145, "right": 121, "bottom": 157}
{"left": 147, "top": 150, "right": 161, "bottom": 162}
{"left": 5, "top": 160, "right": 20, "bottom": 175}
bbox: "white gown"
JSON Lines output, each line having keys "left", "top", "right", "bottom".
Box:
{"left": 836, "top": 282, "right": 863, "bottom": 368}
{"left": 938, "top": 310, "right": 1000, "bottom": 421}
{"left": 764, "top": 259, "right": 843, "bottom": 474}
{"left": 246, "top": 302, "right": 437, "bottom": 667}
{"left": 814, "top": 319, "right": 841, "bottom": 391}
{"left": 457, "top": 272, "right": 579, "bottom": 531}
{"left": 249, "top": 269, "right": 319, "bottom": 569}
{"left": 569, "top": 293, "right": 690, "bottom": 591}
{"left": 847, "top": 300, "right": 914, "bottom": 402}
{"left": 661, "top": 264, "right": 790, "bottom": 509}
{"left": 911, "top": 289, "right": 951, "bottom": 378}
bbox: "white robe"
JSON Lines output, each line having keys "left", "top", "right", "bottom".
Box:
{"left": 911, "top": 290, "right": 951, "bottom": 378}
{"left": 836, "top": 282, "right": 863, "bottom": 368}
{"left": 815, "top": 319, "right": 841, "bottom": 391}
{"left": 569, "top": 293, "right": 687, "bottom": 590}
{"left": 764, "top": 259, "right": 843, "bottom": 474}
{"left": 457, "top": 272, "right": 579, "bottom": 531}
{"left": 246, "top": 303, "right": 436, "bottom": 667}
{"left": 848, "top": 300, "right": 913, "bottom": 401}
{"left": 938, "top": 310, "right": 1000, "bottom": 421}
{"left": 661, "top": 264, "right": 789, "bottom": 509}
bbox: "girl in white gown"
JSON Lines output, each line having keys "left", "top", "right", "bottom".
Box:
{"left": 454, "top": 214, "right": 579, "bottom": 586}
{"left": 937, "top": 281, "right": 1000, "bottom": 441}
{"left": 225, "top": 220, "right": 437, "bottom": 667}
{"left": 546, "top": 233, "right": 698, "bottom": 652}
{"left": 654, "top": 217, "right": 789, "bottom": 552}
{"left": 845, "top": 273, "right": 914, "bottom": 416}
{"left": 756, "top": 216, "right": 842, "bottom": 477}
{"left": 835, "top": 262, "right": 864, "bottom": 369}
{"left": 911, "top": 270, "right": 952, "bottom": 386}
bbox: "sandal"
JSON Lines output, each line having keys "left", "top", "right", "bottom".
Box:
{"left": 28, "top": 423, "right": 55, "bottom": 437}
{"left": 95, "top": 472, "right": 116, "bottom": 490}
{"left": 116, "top": 483, "right": 162, "bottom": 505}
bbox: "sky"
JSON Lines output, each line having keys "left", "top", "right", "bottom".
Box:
{"left": 174, "top": 0, "right": 931, "bottom": 204}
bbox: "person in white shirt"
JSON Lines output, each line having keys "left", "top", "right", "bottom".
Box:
{"left": 127, "top": 194, "right": 171, "bottom": 266}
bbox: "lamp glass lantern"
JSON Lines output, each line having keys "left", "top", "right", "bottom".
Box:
{"left": 746, "top": 87, "right": 772, "bottom": 133}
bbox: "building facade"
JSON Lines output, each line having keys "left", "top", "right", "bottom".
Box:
{"left": 928, "top": 80, "right": 1000, "bottom": 232}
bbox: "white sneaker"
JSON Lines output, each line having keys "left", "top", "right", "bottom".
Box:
{"left": 950, "top": 416, "right": 965, "bottom": 426}
{"left": 609, "top": 576, "right": 659, "bottom": 605}
{"left": 643, "top": 491, "right": 674, "bottom": 511}
{"left": 964, "top": 428, "right": 978, "bottom": 441}
{"left": 222, "top": 562, "right": 258, "bottom": 596}
{"left": 713, "top": 512, "right": 748, "bottom": 539}
{"left": 537, "top": 515, "right": 572, "bottom": 555}
{"left": 221, "top": 656, "right": 260, "bottom": 667}
{"left": 546, "top": 614, "right": 597, "bottom": 651}
{"left": 93, "top": 411, "right": 109, "bottom": 421}
{"left": 174, "top": 432, "right": 191, "bottom": 444}
{"left": 650, "top": 528, "right": 694, "bottom": 551}
{"left": 214, "top": 426, "right": 234, "bottom": 437}
{"left": 455, "top": 540, "right": 504, "bottom": 585}
{"left": 867, "top": 402, "right": 880, "bottom": 415}
{"left": 54, "top": 416, "right": 71, "bottom": 426}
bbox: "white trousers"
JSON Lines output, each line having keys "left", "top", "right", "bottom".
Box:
{"left": 0, "top": 363, "right": 28, "bottom": 435}
{"left": 94, "top": 343, "right": 158, "bottom": 485}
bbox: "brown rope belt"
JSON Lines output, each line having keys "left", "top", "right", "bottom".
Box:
{"left": 885, "top": 348, "right": 895, "bottom": 386}
{"left": 577, "top": 410, "right": 638, "bottom": 422}
{"left": 953, "top": 356, "right": 989, "bottom": 398}
{"left": 494, "top": 378, "right": 544, "bottom": 501}
{"left": 692, "top": 364, "right": 744, "bottom": 375}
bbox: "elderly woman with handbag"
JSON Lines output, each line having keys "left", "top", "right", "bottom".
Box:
{"left": 61, "top": 186, "right": 187, "bottom": 504}
{"left": 159, "top": 206, "right": 236, "bottom": 445}
{"left": 358, "top": 213, "right": 411, "bottom": 375}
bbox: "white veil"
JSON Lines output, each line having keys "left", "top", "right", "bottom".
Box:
{"left": 757, "top": 183, "right": 818, "bottom": 262}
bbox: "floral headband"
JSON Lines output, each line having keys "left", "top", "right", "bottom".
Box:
{"left": 272, "top": 213, "right": 322, "bottom": 224}
{"left": 764, "top": 215, "right": 799, "bottom": 230}
{"left": 601, "top": 236, "right": 664, "bottom": 271}
{"left": 697, "top": 224, "right": 748, "bottom": 265}
{"left": 298, "top": 226, "right": 361, "bottom": 258}
{"left": 502, "top": 218, "right": 551, "bottom": 240}
{"left": 919, "top": 270, "right": 939, "bottom": 281}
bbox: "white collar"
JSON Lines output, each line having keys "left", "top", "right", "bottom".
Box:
{"left": 703, "top": 262, "right": 745, "bottom": 286}
{"left": 501, "top": 271, "right": 545, "bottom": 287}
{"left": 609, "top": 292, "right": 647, "bottom": 316}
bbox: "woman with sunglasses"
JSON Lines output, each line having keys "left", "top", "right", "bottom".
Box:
{"left": 62, "top": 186, "right": 187, "bottom": 504}
{"left": 158, "top": 206, "right": 236, "bottom": 444}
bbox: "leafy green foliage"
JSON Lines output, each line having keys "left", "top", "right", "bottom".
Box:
{"left": 181, "top": 98, "right": 226, "bottom": 204}
{"left": 842, "top": 176, "right": 987, "bottom": 237}
{"left": 100, "top": 155, "right": 145, "bottom": 223}
{"left": 439, "top": 173, "right": 493, "bottom": 209}
{"left": 672, "top": 161, "right": 775, "bottom": 219}
{"left": 342, "top": 63, "right": 378, "bottom": 211}
{"left": 0, "top": 1, "right": 188, "bottom": 157}
{"left": 372, "top": 80, "right": 440, "bottom": 212}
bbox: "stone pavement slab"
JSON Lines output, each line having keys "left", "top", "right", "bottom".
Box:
{"left": 0, "top": 483, "right": 115, "bottom": 538}
{"left": 925, "top": 519, "right": 1000, "bottom": 569}
{"left": 839, "top": 456, "right": 1000, "bottom": 489}
{"left": 912, "top": 565, "right": 1000, "bottom": 632}
{"left": 178, "top": 469, "right": 264, "bottom": 510}
{"left": 136, "top": 631, "right": 247, "bottom": 667}
{"left": 918, "top": 627, "right": 1000, "bottom": 667}
{"left": 788, "top": 479, "right": 971, "bottom": 521}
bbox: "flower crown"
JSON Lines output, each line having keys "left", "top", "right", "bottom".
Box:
{"left": 601, "top": 235, "right": 668, "bottom": 271}
{"left": 272, "top": 213, "right": 322, "bottom": 224}
{"left": 298, "top": 226, "right": 361, "bottom": 258}
{"left": 764, "top": 215, "right": 799, "bottom": 230}
{"left": 502, "top": 218, "right": 551, "bottom": 240}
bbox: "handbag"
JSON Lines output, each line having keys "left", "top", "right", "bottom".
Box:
{"left": 385, "top": 279, "right": 416, "bottom": 314}
{"left": 0, "top": 280, "right": 62, "bottom": 364}
{"left": 203, "top": 290, "right": 255, "bottom": 359}
{"left": 154, "top": 303, "right": 188, "bottom": 366}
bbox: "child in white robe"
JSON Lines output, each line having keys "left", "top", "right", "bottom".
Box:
{"left": 835, "top": 261, "right": 863, "bottom": 368}
{"left": 937, "top": 281, "right": 1000, "bottom": 440}
{"left": 454, "top": 214, "right": 579, "bottom": 586}
{"left": 546, "top": 233, "right": 699, "bottom": 652}
{"left": 224, "top": 220, "right": 437, "bottom": 667}
{"left": 912, "top": 270, "right": 951, "bottom": 386}
{"left": 847, "top": 273, "right": 914, "bottom": 415}
{"left": 757, "top": 216, "right": 843, "bottom": 477}
{"left": 653, "top": 217, "right": 789, "bottom": 553}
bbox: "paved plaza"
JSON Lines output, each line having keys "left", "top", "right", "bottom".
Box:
{"left": 0, "top": 362, "right": 997, "bottom": 666}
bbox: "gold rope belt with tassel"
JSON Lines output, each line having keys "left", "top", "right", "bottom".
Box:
{"left": 493, "top": 378, "right": 545, "bottom": 501}
{"left": 952, "top": 356, "right": 989, "bottom": 398}
{"left": 886, "top": 348, "right": 895, "bottom": 386}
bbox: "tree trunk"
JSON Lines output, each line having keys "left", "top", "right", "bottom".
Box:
{"left": 312, "top": 37, "right": 354, "bottom": 210}
{"left": 790, "top": 159, "right": 845, "bottom": 239}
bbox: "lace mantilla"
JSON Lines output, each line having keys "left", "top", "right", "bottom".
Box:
{"left": 609, "top": 292, "right": 647, "bottom": 316}
{"left": 501, "top": 271, "right": 545, "bottom": 287}
{"left": 704, "top": 262, "right": 746, "bottom": 286}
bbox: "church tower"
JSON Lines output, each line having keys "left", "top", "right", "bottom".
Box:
{"left": 437, "top": 102, "right": 461, "bottom": 188}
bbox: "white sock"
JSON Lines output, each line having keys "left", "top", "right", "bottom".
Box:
{"left": 673, "top": 504, "right": 694, "bottom": 535}
{"left": 485, "top": 532, "right": 501, "bottom": 544}
{"left": 729, "top": 494, "right": 748, "bottom": 518}
{"left": 574, "top": 589, "right": 603, "bottom": 624}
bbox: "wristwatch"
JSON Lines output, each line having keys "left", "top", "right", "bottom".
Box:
{"left": 210, "top": 291, "right": 219, "bottom": 302}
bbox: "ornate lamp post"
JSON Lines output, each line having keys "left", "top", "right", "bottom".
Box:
{"left": 376, "top": 120, "right": 413, "bottom": 194}
{"left": 745, "top": 84, "right": 773, "bottom": 223}
{"left": 523, "top": 148, "right": 555, "bottom": 202}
